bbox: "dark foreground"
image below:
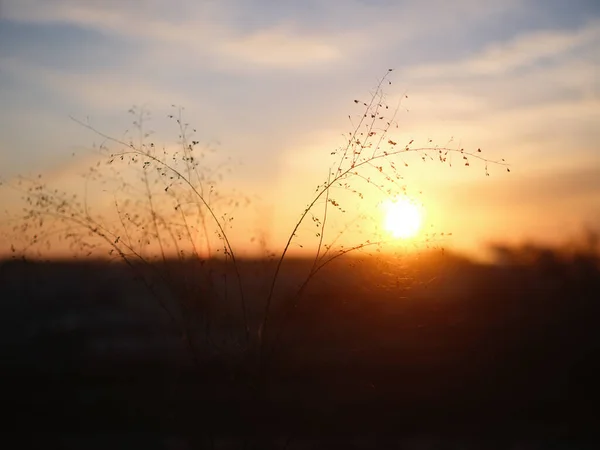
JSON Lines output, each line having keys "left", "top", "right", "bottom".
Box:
{"left": 1, "top": 244, "right": 599, "bottom": 449}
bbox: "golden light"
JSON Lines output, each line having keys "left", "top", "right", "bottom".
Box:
{"left": 383, "top": 197, "right": 423, "bottom": 239}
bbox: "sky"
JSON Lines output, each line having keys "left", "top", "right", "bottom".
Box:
{"left": 0, "top": 0, "right": 599, "bottom": 260}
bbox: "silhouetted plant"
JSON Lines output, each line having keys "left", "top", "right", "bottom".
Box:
{"left": 257, "top": 69, "right": 508, "bottom": 372}
{"left": 4, "top": 70, "right": 509, "bottom": 380}
{"left": 4, "top": 105, "right": 251, "bottom": 364}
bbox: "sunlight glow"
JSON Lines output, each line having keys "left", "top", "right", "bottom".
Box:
{"left": 383, "top": 197, "right": 423, "bottom": 239}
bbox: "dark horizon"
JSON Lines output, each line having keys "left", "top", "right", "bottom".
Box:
{"left": 2, "top": 239, "right": 599, "bottom": 447}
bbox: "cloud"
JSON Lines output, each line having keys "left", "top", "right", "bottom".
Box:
{"left": 0, "top": 56, "right": 188, "bottom": 111}
{"left": 1, "top": 0, "right": 526, "bottom": 72}
{"left": 1, "top": 0, "right": 354, "bottom": 70}
{"left": 216, "top": 25, "right": 345, "bottom": 68}
{"left": 406, "top": 19, "right": 600, "bottom": 78}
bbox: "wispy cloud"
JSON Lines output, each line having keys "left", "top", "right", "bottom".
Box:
{"left": 2, "top": 0, "right": 527, "bottom": 71}
{"left": 406, "top": 19, "right": 600, "bottom": 78}
{"left": 0, "top": 56, "right": 188, "bottom": 111}
{"left": 2, "top": 0, "right": 358, "bottom": 70}
{"left": 217, "top": 24, "right": 346, "bottom": 68}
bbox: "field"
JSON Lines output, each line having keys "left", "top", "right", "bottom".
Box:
{"left": 1, "top": 245, "right": 599, "bottom": 448}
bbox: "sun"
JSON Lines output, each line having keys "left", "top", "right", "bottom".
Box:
{"left": 383, "top": 197, "right": 423, "bottom": 239}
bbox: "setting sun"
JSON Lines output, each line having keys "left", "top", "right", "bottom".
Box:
{"left": 383, "top": 197, "right": 423, "bottom": 239}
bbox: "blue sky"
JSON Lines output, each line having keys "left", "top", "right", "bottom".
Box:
{"left": 1, "top": 0, "right": 599, "bottom": 257}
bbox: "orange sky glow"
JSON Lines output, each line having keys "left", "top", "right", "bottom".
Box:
{"left": 1, "top": 1, "right": 599, "bottom": 262}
